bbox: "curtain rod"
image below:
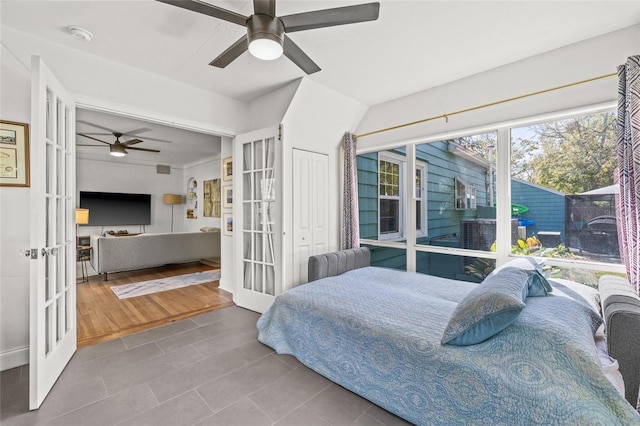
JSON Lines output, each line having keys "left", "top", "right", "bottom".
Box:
{"left": 355, "top": 72, "right": 617, "bottom": 139}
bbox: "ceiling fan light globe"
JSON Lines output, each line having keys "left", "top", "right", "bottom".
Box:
{"left": 247, "top": 14, "right": 284, "bottom": 61}
{"left": 249, "top": 38, "right": 283, "bottom": 60}
{"left": 109, "top": 144, "right": 127, "bottom": 157}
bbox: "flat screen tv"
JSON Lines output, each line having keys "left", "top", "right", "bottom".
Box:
{"left": 79, "top": 191, "right": 151, "bottom": 226}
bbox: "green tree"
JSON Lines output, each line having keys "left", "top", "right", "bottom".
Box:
{"left": 526, "top": 112, "right": 616, "bottom": 193}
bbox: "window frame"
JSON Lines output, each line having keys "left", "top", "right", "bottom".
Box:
{"left": 378, "top": 152, "right": 404, "bottom": 240}
{"left": 415, "top": 162, "right": 428, "bottom": 238}
{"left": 357, "top": 102, "right": 624, "bottom": 276}
{"left": 377, "top": 152, "right": 428, "bottom": 241}
{"left": 455, "top": 177, "right": 477, "bottom": 210}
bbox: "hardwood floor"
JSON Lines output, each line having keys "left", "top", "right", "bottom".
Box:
{"left": 76, "top": 262, "right": 234, "bottom": 347}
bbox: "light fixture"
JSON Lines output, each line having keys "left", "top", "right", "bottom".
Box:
{"left": 163, "top": 194, "right": 183, "bottom": 232}
{"left": 109, "top": 144, "right": 126, "bottom": 157}
{"left": 75, "top": 208, "right": 89, "bottom": 245}
{"left": 67, "top": 25, "right": 93, "bottom": 42}
{"left": 247, "top": 15, "right": 284, "bottom": 60}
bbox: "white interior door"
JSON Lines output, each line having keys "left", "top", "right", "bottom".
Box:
{"left": 292, "top": 149, "right": 329, "bottom": 285}
{"left": 29, "top": 56, "right": 77, "bottom": 410}
{"left": 234, "top": 126, "right": 281, "bottom": 313}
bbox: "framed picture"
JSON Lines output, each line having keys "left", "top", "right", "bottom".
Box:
{"left": 203, "top": 178, "right": 221, "bottom": 218}
{"left": 222, "top": 156, "right": 233, "bottom": 181}
{"left": 0, "top": 120, "right": 30, "bottom": 187}
{"left": 223, "top": 213, "right": 233, "bottom": 236}
{"left": 223, "top": 185, "right": 233, "bottom": 208}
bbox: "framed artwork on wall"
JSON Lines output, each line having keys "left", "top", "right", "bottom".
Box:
{"left": 222, "top": 156, "right": 233, "bottom": 181}
{"left": 203, "top": 178, "right": 221, "bottom": 218}
{"left": 223, "top": 185, "right": 232, "bottom": 208}
{"left": 0, "top": 120, "right": 30, "bottom": 187}
{"left": 223, "top": 213, "right": 233, "bottom": 236}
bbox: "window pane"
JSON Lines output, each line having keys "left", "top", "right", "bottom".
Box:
{"left": 362, "top": 244, "right": 407, "bottom": 271}
{"left": 510, "top": 111, "right": 621, "bottom": 264}
{"left": 380, "top": 199, "right": 399, "bottom": 234}
{"left": 379, "top": 160, "right": 399, "bottom": 197}
{"left": 415, "top": 133, "right": 498, "bottom": 250}
{"left": 416, "top": 251, "right": 492, "bottom": 282}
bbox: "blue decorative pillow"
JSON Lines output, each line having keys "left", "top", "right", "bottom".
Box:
{"left": 489, "top": 257, "right": 552, "bottom": 297}
{"left": 442, "top": 267, "right": 531, "bottom": 346}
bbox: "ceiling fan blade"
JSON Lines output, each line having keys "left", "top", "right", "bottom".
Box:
{"left": 209, "top": 35, "right": 249, "bottom": 68}
{"left": 79, "top": 132, "right": 173, "bottom": 144}
{"left": 76, "top": 144, "right": 105, "bottom": 147}
{"left": 122, "top": 139, "right": 144, "bottom": 146}
{"left": 77, "top": 120, "right": 117, "bottom": 133}
{"left": 280, "top": 2, "right": 380, "bottom": 33}
{"left": 253, "top": 0, "right": 275, "bottom": 16}
{"left": 283, "top": 35, "right": 321, "bottom": 75}
{"left": 155, "top": 0, "right": 247, "bottom": 26}
{"left": 77, "top": 133, "right": 111, "bottom": 145}
{"left": 126, "top": 146, "right": 161, "bottom": 153}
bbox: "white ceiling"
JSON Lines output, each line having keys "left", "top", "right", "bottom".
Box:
{"left": 3, "top": 0, "right": 639, "bottom": 166}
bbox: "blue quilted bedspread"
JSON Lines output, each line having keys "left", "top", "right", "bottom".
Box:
{"left": 257, "top": 267, "right": 640, "bottom": 425}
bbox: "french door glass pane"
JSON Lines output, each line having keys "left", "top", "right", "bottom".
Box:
{"left": 242, "top": 138, "right": 276, "bottom": 296}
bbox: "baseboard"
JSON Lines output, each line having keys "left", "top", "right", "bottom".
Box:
{"left": 200, "top": 258, "right": 221, "bottom": 267}
{"left": 0, "top": 345, "right": 29, "bottom": 371}
{"left": 218, "top": 277, "right": 234, "bottom": 294}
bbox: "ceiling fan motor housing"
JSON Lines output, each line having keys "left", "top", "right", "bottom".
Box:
{"left": 247, "top": 14, "right": 284, "bottom": 60}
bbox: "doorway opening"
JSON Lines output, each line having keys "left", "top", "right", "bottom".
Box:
{"left": 75, "top": 106, "right": 232, "bottom": 346}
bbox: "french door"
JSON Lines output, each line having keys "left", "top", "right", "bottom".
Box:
{"left": 29, "top": 56, "right": 77, "bottom": 410}
{"left": 234, "top": 126, "right": 281, "bottom": 313}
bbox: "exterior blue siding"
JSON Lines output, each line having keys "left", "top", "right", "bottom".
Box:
{"left": 511, "top": 179, "right": 566, "bottom": 243}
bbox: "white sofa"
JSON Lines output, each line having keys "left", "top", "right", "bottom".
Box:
{"left": 90, "top": 232, "right": 220, "bottom": 280}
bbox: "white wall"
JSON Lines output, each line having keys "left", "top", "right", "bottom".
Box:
{"left": 280, "top": 78, "right": 368, "bottom": 291}
{"left": 219, "top": 136, "right": 234, "bottom": 294}
{"left": 355, "top": 25, "right": 640, "bottom": 151}
{"left": 182, "top": 157, "right": 222, "bottom": 233}
{"left": 76, "top": 159, "right": 186, "bottom": 237}
{"left": 0, "top": 44, "right": 33, "bottom": 370}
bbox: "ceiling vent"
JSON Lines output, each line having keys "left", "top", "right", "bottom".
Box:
{"left": 156, "top": 164, "right": 171, "bottom": 175}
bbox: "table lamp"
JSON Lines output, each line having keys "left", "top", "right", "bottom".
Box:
{"left": 75, "top": 208, "right": 89, "bottom": 245}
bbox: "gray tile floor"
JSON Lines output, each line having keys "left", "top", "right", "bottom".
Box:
{"left": 1, "top": 306, "right": 411, "bottom": 426}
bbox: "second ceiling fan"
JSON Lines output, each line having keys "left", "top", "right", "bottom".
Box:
{"left": 156, "top": 0, "right": 380, "bottom": 74}
{"left": 77, "top": 132, "right": 160, "bottom": 157}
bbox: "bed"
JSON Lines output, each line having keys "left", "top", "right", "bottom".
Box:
{"left": 257, "top": 248, "right": 640, "bottom": 425}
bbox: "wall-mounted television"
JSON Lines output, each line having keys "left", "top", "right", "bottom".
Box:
{"left": 79, "top": 191, "right": 151, "bottom": 226}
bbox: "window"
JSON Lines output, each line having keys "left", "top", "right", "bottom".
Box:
{"left": 510, "top": 110, "right": 620, "bottom": 265}
{"left": 455, "top": 178, "right": 477, "bottom": 210}
{"left": 356, "top": 106, "right": 622, "bottom": 279}
{"left": 379, "top": 156, "right": 402, "bottom": 239}
{"left": 372, "top": 152, "right": 428, "bottom": 241}
{"left": 415, "top": 164, "right": 427, "bottom": 236}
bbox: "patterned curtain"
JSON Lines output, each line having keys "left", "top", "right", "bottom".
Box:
{"left": 342, "top": 132, "right": 360, "bottom": 249}
{"left": 616, "top": 55, "right": 640, "bottom": 293}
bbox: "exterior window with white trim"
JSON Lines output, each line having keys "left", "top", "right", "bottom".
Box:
{"left": 379, "top": 157, "right": 402, "bottom": 239}
{"left": 376, "top": 153, "right": 428, "bottom": 241}
{"left": 455, "top": 177, "right": 477, "bottom": 210}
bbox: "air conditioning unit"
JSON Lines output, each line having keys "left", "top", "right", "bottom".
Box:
{"left": 460, "top": 219, "right": 518, "bottom": 251}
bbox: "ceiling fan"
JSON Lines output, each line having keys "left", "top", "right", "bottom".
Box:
{"left": 156, "top": 0, "right": 380, "bottom": 74}
{"left": 77, "top": 132, "right": 161, "bottom": 157}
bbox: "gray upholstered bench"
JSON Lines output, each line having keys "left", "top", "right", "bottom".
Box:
{"left": 599, "top": 274, "right": 640, "bottom": 406}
